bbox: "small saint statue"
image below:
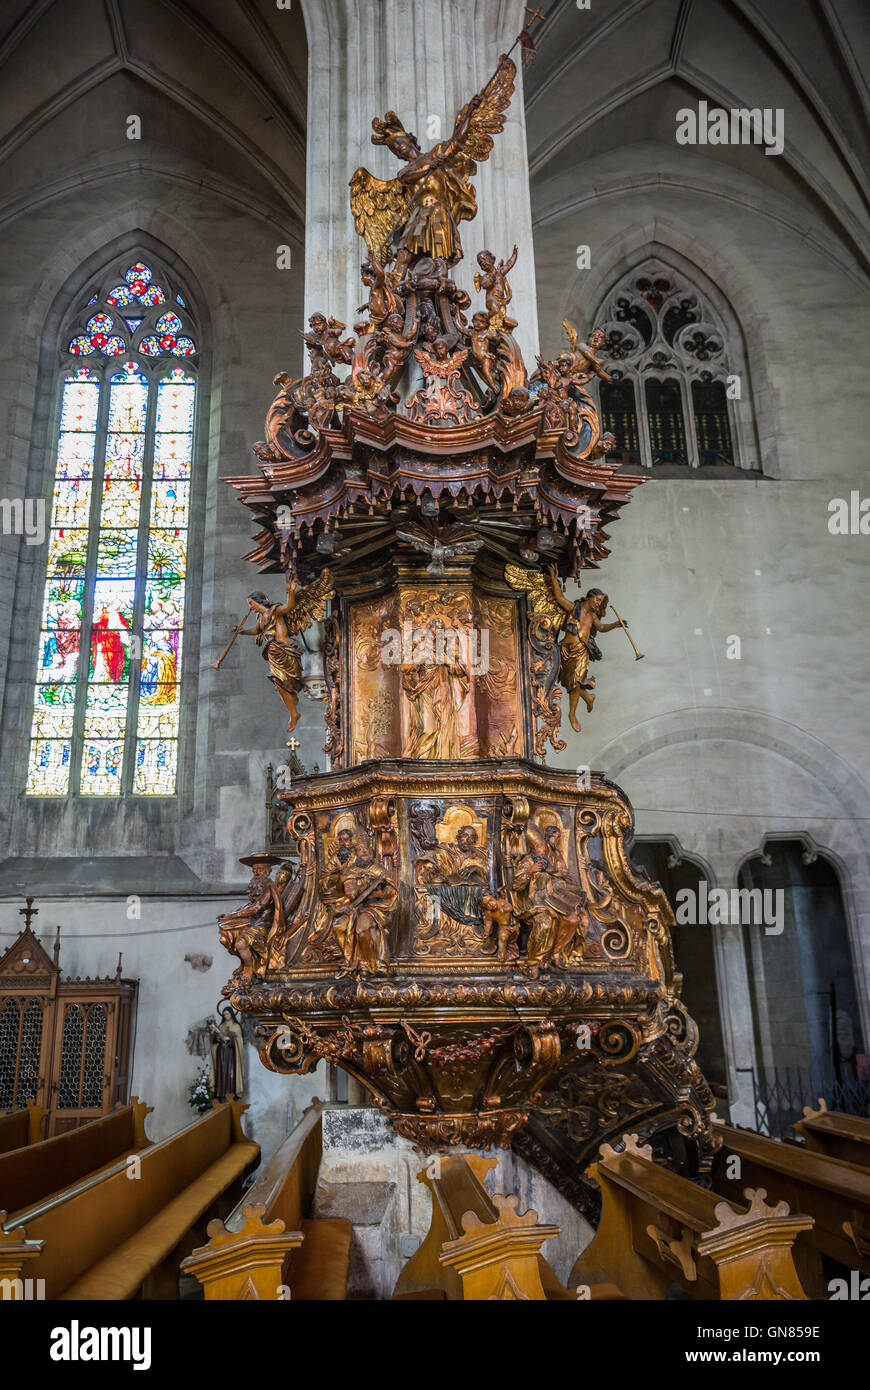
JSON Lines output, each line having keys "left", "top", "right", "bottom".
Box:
{"left": 208, "top": 1006, "right": 244, "bottom": 1102}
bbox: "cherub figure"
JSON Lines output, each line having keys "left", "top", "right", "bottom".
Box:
{"left": 561, "top": 320, "right": 611, "bottom": 385}
{"left": 356, "top": 253, "right": 404, "bottom": 334}
{"left": 234, "top": 570, "right": 335, "bottom": 731}
{"left": 349, "top": 55, "right": 517, "bottom": 274}
{"left": 407, "top": 339, "right": 479, "bottom": 425}
{"left": 301, "top": 312, "right": 355, "bottom": 368}
{"left": 531, "top": 355, "right": 586, "bottom": 432}
{"left": 505, "top": 563, "right": 629, "bottom": 733}
{"left": 473, "top": 246, "right": 518, "bottom": 331}
{"left": 289, "top": 358, "right": 342, "bottom": 431}
{"left": 462, "top": 311, "right": 500, "bottom": 391}
{"left": 339, "top": 365, "right": 392, "bottom": 420}
{"left": 481, "top": 891, "right": 519, "bottom": 962}
{"left": 376, "top": 311, "right": 419, "bottom": 386}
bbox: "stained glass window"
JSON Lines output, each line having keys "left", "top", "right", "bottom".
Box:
{"left": 692, "top": 377, "right": 734, "bottom": 465}
{"left": 644, "top": 377, "right": 689, "bottom": 465}
{"left": 593, "top": 258, "right": 749, "bottom": 469}
{"left": 27, "top": 260, "right": 198, "bottom": 797}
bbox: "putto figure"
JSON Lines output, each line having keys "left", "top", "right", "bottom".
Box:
{"left": 474, "top": 246, "right": 518, "bottom": 330}
{"left": 559, "top": 320, "right": 611, "bottom": 385}
{"left": 301, "top": 312, "right": 355, "bottom": 368}
{"left": 349, "top": 54, "right": 516, "bottom": 274}
{"left": 408, "top": 340, "right": 479, "bottom": 425}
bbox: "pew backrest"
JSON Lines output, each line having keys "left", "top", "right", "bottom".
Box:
{"left": 226, "top": 1101, "right": 323, "bottom": 1234}
{"left": 570, "top": 1133, "right": 812, "bottom": 1300}
{"left": 0, "top": 1098, "right": 151, "bottom": 1215}
{"left": 794, "top": 1100, "right": 870, "bottom": 1169}
{"left": 0, "top": 1102, "right": 46, "bottom": 1155}
{"left": 3, "top": 1100, "right": 251, "bottom": 1297}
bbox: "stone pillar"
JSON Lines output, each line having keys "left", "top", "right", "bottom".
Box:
{"left": 299, "top": 0, "right": 539, "bottom": 366}
{"left": 707, "top": 869, "right": 761, "bottom": 1127}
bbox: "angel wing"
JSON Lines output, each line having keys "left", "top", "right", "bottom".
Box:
{"left": 349, "top": 167, "right": 409, "bottom": 262}
{"left": 413, "top": 347, "right": 440, "bottom": 375}
{"left": 395, "top": 530, "right": 435, "bottom": 555}
{"left": 327, "top": 317, "right": 348, "bottom": 334}
{"left": 448, "top": 54, "right": 517, "bottom": 194}
{"left": 562, "top": 319, "right": 579, "bottom": 354}
{"left": 505, "top": 563, "right": 567, "bottom": 629}
{"left": 284, "top": 569, "right": 336, "bottom": 634}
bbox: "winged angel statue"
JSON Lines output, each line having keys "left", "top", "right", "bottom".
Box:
{"left": 505, "top": 564, "right": 626, "bottom": 733}
{"left": 236, "top": 571, "right": 336, "bottom": 732}
{"left": 349, "top": 54, "right": 517, "bottom": 276}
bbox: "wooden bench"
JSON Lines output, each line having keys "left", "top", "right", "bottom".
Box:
{"left": 182, "top": 1102, "right": 352, "bottom": 1300}
{"left": 0, "top": 1098, "right": 151, "bottom": 1218}
{"left": 713, "top": 1119, "right": 870, "bottom": 1298}
{"left": 1, "top": 1100, "right": 258, "bottom": 1300}
{"left": 394, "top": 1153, "right": 568, "bottom": 1301}
{"left": 569, "top": 1132, "right": 812, "bottom": 1300}
{"left": 0, "top": 1102, "right": 46, "bottom": 1155}
{"left": 794, "top": 1099, "right": 870, "bottom": 1170}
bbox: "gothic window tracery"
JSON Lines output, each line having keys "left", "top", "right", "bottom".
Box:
{"left": 593, "top": 260, "right": 743, "bottom": 470}
{"left": 26, "top": 258, "right": 198, "bottom": 797}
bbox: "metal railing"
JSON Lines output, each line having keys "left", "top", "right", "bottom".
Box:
{"left": 750, "top": 1067, "right": 870, "bottom": 1138}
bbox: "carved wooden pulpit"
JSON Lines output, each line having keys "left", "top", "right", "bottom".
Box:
{"left": 216, "top": 49, "right": 717, "bottom": 1180}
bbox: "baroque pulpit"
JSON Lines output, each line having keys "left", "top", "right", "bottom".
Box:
{"left": 217, "top": 49, "right": 717, "bottom": 1180}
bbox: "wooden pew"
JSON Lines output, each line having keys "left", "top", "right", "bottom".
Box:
{"left": 1, "top": 1100, "right": 258, "bottom": 1300}
{"left": 394, "top": 1153, "right": 568, "bottom": 1301}
{"left": 182, "top": 1101, "right": 353, "bottom": 1300}
{"left": 0, "top": 1102, "right": 47, "bottom": 1155}
{"left": 569, "top": 1132, "right": 812, "bottom": 1300}
{"left": 794, "top": 1099, "right": 870, "bottom": 1170}
{"left": 0, "top": 1098, "right": 151, "bottom": 1218}
{"left": 713, "top": 1120, "right": 870, "bottom": 1298}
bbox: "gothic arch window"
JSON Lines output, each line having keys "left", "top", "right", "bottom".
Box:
{"left": 593, "top": 259, "right": 751, "bottom": 470}
{"left": 26, "top": 258, "right": 198, "bottom": 797}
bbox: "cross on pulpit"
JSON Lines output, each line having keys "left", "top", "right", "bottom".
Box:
{"left": 19, "top": 896, "right": 38, "bottom": 929}
{"left": 524, "top": 5, "right": 546, "bottom": 21}
{"left": 286, "top": 738, "right": 300, "bottom": 754}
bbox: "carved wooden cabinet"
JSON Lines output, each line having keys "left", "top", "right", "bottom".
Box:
{"left": 0, "top": 912, "right": 137, "bottom": 1137}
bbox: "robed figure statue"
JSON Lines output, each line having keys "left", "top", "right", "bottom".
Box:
{"left": 208, "top": 1006, "right": 244, "bottom": 1102}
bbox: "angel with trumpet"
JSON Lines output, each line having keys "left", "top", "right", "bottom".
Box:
{"left": 505, "top": 563, "right": 641, "bottom": 733}
{"left": 214, "top": 570, "right": 335, "bottom": 732}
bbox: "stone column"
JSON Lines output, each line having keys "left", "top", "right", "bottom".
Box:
{"left": 706, "top": 864, "right": 761, "bottom": 1127}
{"left": 299, "top": 0, "right": 540, "bottom": 366}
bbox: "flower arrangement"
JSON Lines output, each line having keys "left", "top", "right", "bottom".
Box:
{"left": 189, "top": 1067, "right": 214, "bottom": 1113}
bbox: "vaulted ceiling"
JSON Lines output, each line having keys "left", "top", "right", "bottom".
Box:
{"left": 0, "top": 0, "right": 866, "bottom": 277}
{"left": 0, "top": 0, "right": 308, "bottom": 236}
{"left": 524, "top": 0, "right": 870, "bottom": 280}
